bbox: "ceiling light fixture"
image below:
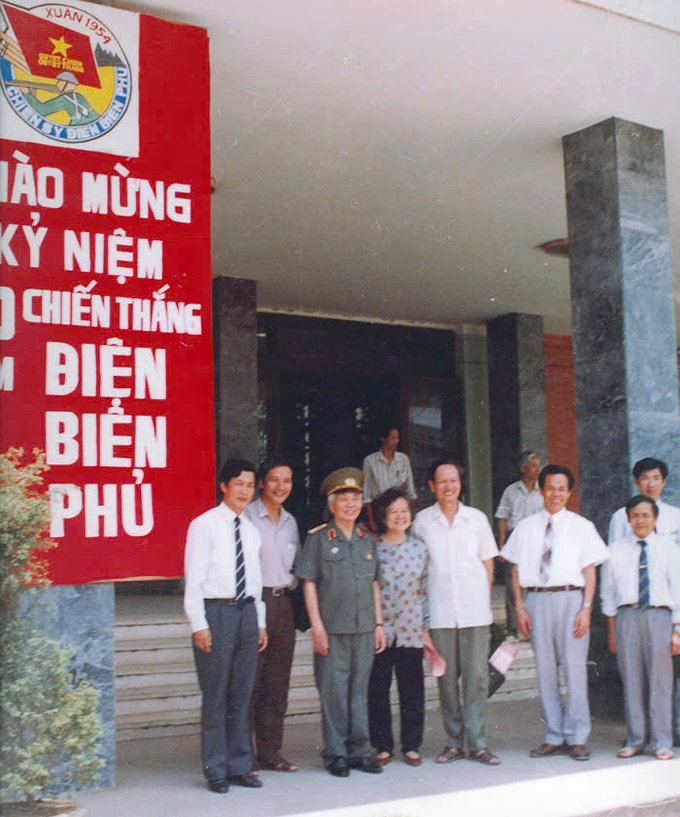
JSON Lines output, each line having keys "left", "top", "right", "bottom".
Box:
{"left": 536, "top": 238, "right": 569, "bottom": 257}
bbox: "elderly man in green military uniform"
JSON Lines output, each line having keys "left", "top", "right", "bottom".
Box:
{"left": 297, "top": 468, "right": 387, "bottom": 777}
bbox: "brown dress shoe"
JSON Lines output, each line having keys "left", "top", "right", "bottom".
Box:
{"left": 569, "top": 744, "right": 590, "bottom": 761}
{"left": 529, "top": 742, "right": 568, "bottom": 758}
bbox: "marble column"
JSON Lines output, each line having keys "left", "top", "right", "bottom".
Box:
{"left": 212, "top": 276, "right": 259, "bottom": 469}
{"left": 28, "top": 583, "right": 116, "bottom": 793}
{"left": 486, "top": 313, "right": 548, "bottom": 509}
{"left": 455, "top": 327, "right": 493, "bottom": 519}
{"left": 563, "top": 118, "right": 680, "bottom": 538}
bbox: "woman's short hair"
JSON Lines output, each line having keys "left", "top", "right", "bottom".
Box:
{"left": 372, "top": 487, "right": 413, "bottom": 535}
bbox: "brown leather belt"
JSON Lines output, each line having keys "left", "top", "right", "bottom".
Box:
{"left": 525, "top": 585, "right": 581, "bottom": 593}
{"left": 263, "top": 587, "right": 287, "bottom": 597}
{"left": 618, "top": 604, "right": 670, "bottom": 611}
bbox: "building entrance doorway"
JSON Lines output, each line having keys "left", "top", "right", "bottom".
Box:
{"left": 258, "top": 314, "right": 464, "bottom": 531}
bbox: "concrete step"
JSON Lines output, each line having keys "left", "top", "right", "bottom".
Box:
{"left": 115, "top": 669, "right": 541, "bottom": 741}
{"left": 113, "top": 589, "right": 540, "bottom": 741}
{"left": 115, "top": 622, "right": 191, "bottom": 651}
{"left": 116, "top": 643, "right": 536, "bottom": 699}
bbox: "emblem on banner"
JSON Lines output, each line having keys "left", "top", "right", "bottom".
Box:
{"left": 0, "top": 1, "right": 132, "bottom": 144}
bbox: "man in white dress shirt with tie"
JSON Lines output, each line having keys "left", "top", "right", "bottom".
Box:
{"left": 601, "top": 495, "right": 680, "bottom": 760}
{"left": 501, "top": 464, "right": 609, "bottom": 761}
{"left": 184, "top": 459, "right": 268, "bottom": 793}
{"left": 608, "top": 457, "right": 680, "bottom": 747}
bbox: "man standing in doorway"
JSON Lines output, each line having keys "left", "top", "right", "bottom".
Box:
{"left": 244, "top": 460, "right": 300, "bottom": 772}
{"left": 495, "top": 450, "right": 543, "bottom": 639}
{"left": 502, "top": 464, "right": 608, "bottom": 761}
{"left": 184, "top": 459, "right": 267, "bottom": 794}
{"left": 413, "top": 459, "right": 501, "bottom": 766}
{"left": 363, "top": 425, "right": 417, "bottom": 531}
{"left": 608, "top": 457, "right": 680, "bottom": 546}
{"left": 296, "top": 468, "right": 386, "bottom": 777}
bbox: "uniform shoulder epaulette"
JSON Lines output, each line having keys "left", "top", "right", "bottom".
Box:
{"left": 307, "top": 523, "right": 328, "bottom": 535}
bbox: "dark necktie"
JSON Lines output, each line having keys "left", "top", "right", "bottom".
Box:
{"left": 234, "top": 516, "right": 246, "bottom": 604}
{"left": 539, "top": 519, "right": 553, "bottom": 583}
{"left": 637, "top": 539, "right": 649, "bottom": 609}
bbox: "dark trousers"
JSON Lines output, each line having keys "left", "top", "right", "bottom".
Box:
{"left": 249, "top": 590, "right": 296, "bottom": 765}
{"left": 503, "top": 560, "right": 518, "bottom": 635}
{"left": 193, "top": 599, "right": 259, "bottom": 782}
{"left": 368, "top": 644, "right": 424, "bottom": 754}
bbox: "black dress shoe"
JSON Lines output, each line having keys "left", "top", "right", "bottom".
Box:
{"left": 207, "top": 779, "right": 229, "bottom": 793}
{"left": 229, "top": 774, "right": 263, "bottom": 788}
{"left": 347, "top": 755, "right": 383, "bottom": 774}
{"left": 327, "top": 756, "right": 350, "bottom": 777}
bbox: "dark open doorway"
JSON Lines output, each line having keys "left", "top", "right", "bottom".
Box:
{"left": 258, "top": 314, "right": 464, "bottom": 531}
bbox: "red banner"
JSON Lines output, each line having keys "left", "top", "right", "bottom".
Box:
{"left": 0, "top": 1, "right": 215, "bottom": 584}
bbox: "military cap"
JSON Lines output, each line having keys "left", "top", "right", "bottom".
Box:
{"left": 320, "top": 467, "right": 364, "bottom": 497}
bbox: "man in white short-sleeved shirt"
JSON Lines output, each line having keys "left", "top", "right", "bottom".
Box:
{"left": 413, "top": 459, "right": 500, "bottom": 766}
{"left": 495, "top": 450, "right": 544, "bottom": 638}
{"left": 501, "top": 464, "right": 608, "bottom": 762}
{"left": 363, "top": 426, "right": 417, "bottom": 531}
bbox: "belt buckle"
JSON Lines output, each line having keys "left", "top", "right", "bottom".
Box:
{"left": 272, "top": 587, "right": 284, "bottom": 597}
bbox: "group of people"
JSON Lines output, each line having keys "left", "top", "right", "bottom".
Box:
{"left": 183, "top": 430, "right": 680, "bottom": 795}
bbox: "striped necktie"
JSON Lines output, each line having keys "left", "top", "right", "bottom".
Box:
{"left": 637, "top": 539, "right": 649, "bottom": 609}
{"left": 539, "top": 519, "right": 553, "bottom": 583}
{"left": 234, "top": 516, "right": 246, "bottom": 605}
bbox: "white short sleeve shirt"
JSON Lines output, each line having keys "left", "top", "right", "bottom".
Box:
{"left": 495, "top": 480, "right": 544, "bottom": 531}
{"left": 501, "top": 508, "right": 609, "bottom": 587}
{"left": 413, "top": 502, "right": 498, "bottom": 628}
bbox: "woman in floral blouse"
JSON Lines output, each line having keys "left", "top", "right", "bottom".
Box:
{"left": 368, "top": 487, "right": 432, "bottom": 767}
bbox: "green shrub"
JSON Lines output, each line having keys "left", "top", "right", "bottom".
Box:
{"left": 0, "top": 449, "right": 104, "bottom": 803}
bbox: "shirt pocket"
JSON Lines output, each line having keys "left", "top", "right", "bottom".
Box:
{"left": 322, "top": 547, "right": 346, "bottom": 579}
{"left": 354, "top": 552, "right": 376, "bottom": 581}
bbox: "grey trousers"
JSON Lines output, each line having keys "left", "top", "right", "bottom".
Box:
{"left": 431, "top": 626, "right": 490, "bottom": 751}
{"left": 314, "top": 631, "right": 374, "bottom": 762}
{"left": 193, "top": 600, "right": 259, "bottom": 781}
{"left": 525, "top": 589, "right": 590, "bottom": 745}
{"left": 616, "top": 606, "right": 673, "bottom": 750}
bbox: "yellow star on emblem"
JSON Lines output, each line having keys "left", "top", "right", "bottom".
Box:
{"left": 49, "top": 35, "right": 72, "bottom": 57}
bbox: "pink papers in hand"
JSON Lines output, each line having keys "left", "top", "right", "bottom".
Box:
{"left": 489, "top": 641, "right": 518, "bottom": 675}
{"left": 423, "top": 642, "right": 447, "bottom": 677}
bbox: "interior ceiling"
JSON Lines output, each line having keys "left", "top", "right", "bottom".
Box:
{"left": 105, "top": 0, "right": 680, "bottom": 335}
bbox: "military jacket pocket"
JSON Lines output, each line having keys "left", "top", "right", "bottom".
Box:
{"left": 323, "top": 547, "right": 345, "bottom": 562}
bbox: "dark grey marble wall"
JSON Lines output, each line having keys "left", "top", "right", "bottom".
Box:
{"left": 212, "top": 276, "right": 259, "bottom": 469}
{"left": 28, "top": 583, "right": 116, "bottom": 793}
{"left": 563, "top": 118, "right": 680, "bottom": 537}
{"left": 487, "top": 313, "right": 548, "bottom": 509}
